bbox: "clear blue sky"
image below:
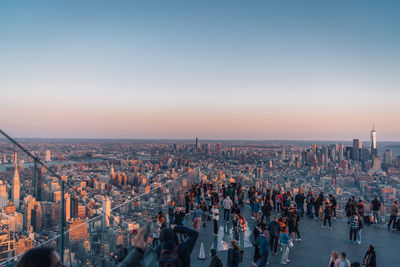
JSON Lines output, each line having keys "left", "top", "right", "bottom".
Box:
{"left": 1, "top": 1, "right": 399, "bottom": 140}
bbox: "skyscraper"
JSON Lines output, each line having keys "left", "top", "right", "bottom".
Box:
{"left": 45, "top": 150, "right": 51, "bottom": 162}
{"left": 12, "top": 164, "right": 20, "bottom": 208}
{"left": 0, "top": 180, "right": 8, "bottom": 209}
{"left": 370, "top": 124, "right": 377, "bottom": 157}
{"left": 383, "top": 149, "right": 393, "bottom": 168}
{"left": 352, "top": 139, "right": 361, "bottom": 161}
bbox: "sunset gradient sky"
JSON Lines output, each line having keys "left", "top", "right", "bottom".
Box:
{"left": 1, "top": 1, "right": 400, "bottom": 140}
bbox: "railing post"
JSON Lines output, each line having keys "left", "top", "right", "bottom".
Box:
{"left": 60, "top": 180, "right": 65, "bottom": 263}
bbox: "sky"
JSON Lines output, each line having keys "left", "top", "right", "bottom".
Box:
{"left": 1, "top": 0, "right": 400, "bottom": 141}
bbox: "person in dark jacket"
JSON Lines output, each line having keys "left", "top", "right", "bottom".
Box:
{"left": 329, "top": 194, "right": 337, "bottom": 219}
{"left": 362, "top": 245, "right": 376, "bottom": 267}
{"left": 227, "top": 240, "right": 241, "bottom": 267}
{"left": 156, "top": 224, "right": 199, "bottom": 267}
{"left": 371, "top": 196, "right": 381, "bottom": 226}
{"left": 258, "top": 230, "right": 270, "bottom": 267}
{"left": 252, "top": 223, "right": 262, "bottom": 265}
{"left": 268, "top": 216, "right": 280, "bottom": 255}
{"left": 295, "top": 190, "right": 305, "bottom": 217}
{"left": 208, "top": 249, "right": 223, "bottom": 267}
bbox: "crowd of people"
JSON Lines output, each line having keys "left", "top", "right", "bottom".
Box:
{"left": 15, "top": 179, "right": 399, "bottom": 267}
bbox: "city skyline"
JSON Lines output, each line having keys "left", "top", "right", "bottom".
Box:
{"left": 1, "top": 1, "right": 400, "bottom": 140}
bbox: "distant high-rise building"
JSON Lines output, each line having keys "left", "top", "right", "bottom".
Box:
{"left": 45, "top": 150, "right": 51, "bottom": 162}
{"left": 352, "top": 139, "right": 361, "bottom": 161}
{"left": 0, "top": 180, "right": 8, "bottom": 209}
{"left": 12, "top": 164, "right": 20, "bottom": 208}
{"left": 370, "top": 124, "right": 377, "bottom": 157}
{"left": 383, "top": 149, "right": 393, "bottom": 168}
{"left": 65, "top": 193, "right": 71, "bottom": 221}
{"left": 102, "top": 197, "right": 111, "bottom": 227}
{"left": 338, "top": 143, "right": 344, "bottom": 161}
{"left": 34, "top": 162, "right": 42, "bottom": 201}
{"left": 195, "top": 137, "right": 200, "bottom": 151}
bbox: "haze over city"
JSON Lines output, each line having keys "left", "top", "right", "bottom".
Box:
{"left": 1, "top": 1, "right": 400, "bottom": 140}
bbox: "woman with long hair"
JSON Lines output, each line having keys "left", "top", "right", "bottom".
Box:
{"left": 328, "top": 250, "right": 341, "bottom": 267}
{"left": 227, "top": 240, "right": 241, "bottom": 267}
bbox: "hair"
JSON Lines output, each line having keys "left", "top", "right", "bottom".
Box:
{"left": 340, "top": 252, "right": 346, "bottom": 258}
{"left": 17, "top": 247, "right": 56, "bottom": 267}
{"left": 331, "top": 251, "right": 338, "bottom": 259}
{"left": 230, "top": 240, "right": 240, "bottom": 250}
{"left": 210, "top": 249, "right": 217, "bottom": 256}
{"left": 160, "top": 228, "right": 178, "bottom": 249}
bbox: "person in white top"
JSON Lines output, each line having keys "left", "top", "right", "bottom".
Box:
{"left": 212, "top": 204, "right": 220, "bottom": 236}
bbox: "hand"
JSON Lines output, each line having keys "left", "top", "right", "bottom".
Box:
{"left": 134, "top": 228, "right": 147, "bottom": 251}
{"left": 170, "top": 224, "right": 176, "bottom": 231}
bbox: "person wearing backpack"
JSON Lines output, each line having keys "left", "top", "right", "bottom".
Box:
{"left": 156, "top": 224, "right": 199, "bottom": 267}
{"left": 227, "top": 240, "right": 241, "bottom": 267}
{"left": 208, "top": 249, "right": 223, "bottom": 267}
{"left": 322, "top": 199, "right": 333, "bottom": 229}
{"left": 252, "top": 223, "right": 262, "bottom": 266}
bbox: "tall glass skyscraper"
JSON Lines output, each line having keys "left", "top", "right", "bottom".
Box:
{"left": 370, "top": 124, "right": 377, "bottom": 157}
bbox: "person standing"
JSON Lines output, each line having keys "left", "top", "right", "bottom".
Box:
{"left": 323, "top": 200, "right": 333, "bottom": 229}
{"left": 314, "top": 194, "right": 321, "bottom": 220}
{"left": 258, "top": 230, "right": 270, "bottom": 267}
{"left": 268, "top": 216, "right": 280, "bottom": 255}
{"left": 295, "top": 190, "right": 305, "bottom": 217}
{"left": 212, "top": 204, "right": 220, "bottom": 236}
{"left": 329, "top": 194, "right": 337, "bottom": 219}
{"left": 362, "top": 245, "right": 376, "bottom": 267}
{"left": 201, "top": 201, "right": 208, "bottom": 227}
{"left": 168, "top": 201, "right": 175, "bottom": 225}
{"left": 349, "top": 213, "right": 359, "bottom": 244}
{"left": 227, "top": 240, "right": 241, "bottom": 267}
{"left": 252, "top": 223, "right": 262, "bottom": 266}
{"left": 280, "top": 226, "right": 290, "bottom": 265}
{"left": 388, "top": 200, "right": 399, "bottom": 230}
{"left": 306, "top": 191, "right": 314, "bottom": 218}
{"left": 328, "top": 251, "right": 341, "bottom": 267}
{"left": 357, "top": 200, "right": 365, "bottom": 223}
{"left": 223, "top": 196, "right": 233, "bottom": 222}
{"left": 275, "top": 192, "right": 283, "bottom": 215}
{"left": 371, "top": 196, "right": 381, "bottom": 226}
{"left": 192, "top": 205, "right": 202, "bottom": 232}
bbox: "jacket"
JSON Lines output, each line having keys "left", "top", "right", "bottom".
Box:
{"left": 227, "top": 247, "right": 240, "bottom": 267}
{"left": 156, "top": 225, "right": 199, "bottom": 267}
{"left": 268, "top": 221, "right": 280, "bottom": 237}
{"left": 258, "top": 235, "right": 270, "bottom": 255}
{"left": 223, "top": 198, "right": 233, "bottom": 210}
{"left": 279, "top": 232, "right": 289, "bottom": 245}
{"left": 363, "top": 250, "right": 376, "bottom": 267}
{"left": 371, "top": 199, "right": 381, "bottom": 211}
{"left": 295, "top": 193, "right": 305, "bottom": 204}
{"left": 208, "top": 255, "right": 223, "bottom": 267}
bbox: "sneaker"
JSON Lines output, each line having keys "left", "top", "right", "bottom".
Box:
{"left": 321, "top": 225, "right": 326, "bottom": 228}
{"left": 281, "top": 262, "right": 287, "bottom": 265}
{"left": 328, "top": 227, "right": 332, "bottom": 230}
{"left": 251, "top": 261, "right": 257, "bottom": 266}
{"left": 297, "top": 238, "right": 302, "bottom": 242}
{"left": 286, "top": 259, "right": 290, "bottom": 263}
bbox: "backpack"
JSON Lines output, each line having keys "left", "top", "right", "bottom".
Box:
{"left": 215, "top": 257, "right": 223, "bottom": 267}
{"left": 159, "top": 247, "right": 181, "bottom": 267}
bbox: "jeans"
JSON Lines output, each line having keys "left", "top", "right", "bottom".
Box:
{"left": 258, "top": 253, "right": 269, "bottom": 267}
{"left": 307, "top": 203, "right": 313, "bottom": 217}
{"left": 281, "top": 244, "right": 289, "bottom": 264}
{"left": 349, "top": 228, "right": 358, "bottom": 241}
{"left": 269, "top": 236, "right": 279, "bottom": 254}
{"left": 356, "top": 229, "right": 362, "bottom": 243}
{"left": 388, "top": 215, "right": 397, "bottom": 229}
{"left": 224, "top": 209, "right": 230, "bottom": 221}
{"left": 372, "top": 211, "right": 380, "bottom": 225}
{"left": 297, "top": 203, "right": 304, "bottom": 217}
{"left": 253, "top": 245, "right": 260, "bottom": 262}
{"left": 324, "top": 216, "right": 332, "bottom": 227}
